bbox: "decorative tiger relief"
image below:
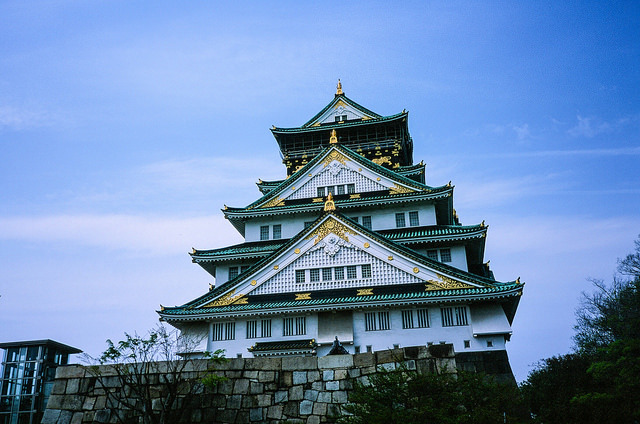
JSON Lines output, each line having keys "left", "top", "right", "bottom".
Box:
{"left": 425, "top": 274, "right": 474, "bottom": 291}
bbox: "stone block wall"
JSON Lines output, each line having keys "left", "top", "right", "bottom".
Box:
{"left": 41, "top": 345, "right": 489, "bottom": 424}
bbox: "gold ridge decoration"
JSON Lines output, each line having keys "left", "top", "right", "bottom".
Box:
{"left": 372, "top": 156, "right": 392, "bottom": 166}
{"left": 329, "top": 129, "right": 338, "bottom": 144}
{"left": 261, "top": 196, "right": 285, "bottom": 208}
{"left": 357, "top": 288, "right": 373, "bottom": 296}
{"left": 425, "top": 274, "right": 474, "bottom": 291}
{"left": 389, "top": 183, "right": 415, "bottom": 195}
{"left": 305, "top": 217, "right": 357, "bottom": 245}
{"left": 202, "top": 290, "right": 246, "bottom": 308}
{"left": 322, "top": 150, "right": 350, "bottom": 168}
{"left": 295, "top": 293, "right": 311, "bottom": 300}
{"left": 336, "top": 79, "right": 343, "bottom": 95}
{"left": 324, "top": 192, "right": 336, "bottom": 211}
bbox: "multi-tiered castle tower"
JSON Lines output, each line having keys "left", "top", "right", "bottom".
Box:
{"left": 158, "top": 82, "right": 522, "bottom": 368}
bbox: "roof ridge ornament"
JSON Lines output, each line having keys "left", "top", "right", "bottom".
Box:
{"left": 324, "top": 192, "right": 336, "bottom": 211}
{"left": 336, "top": 79, "right": 343, "bottom": 95}
{"left": 329, "top": 129, "right": 338, "bottom": 144}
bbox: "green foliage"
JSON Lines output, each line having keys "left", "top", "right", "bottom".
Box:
{"left": 522, "top": 234, "right": 640, "bottom": 423}
{"left": 340, "top": 368, "right": 527, "bottom": 424}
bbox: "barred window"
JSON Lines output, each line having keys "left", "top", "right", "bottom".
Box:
{"left": 260, "top": 225, "right": 269, "bottom": 241}
{"left": 247, "top": 319, "right": 271, "bottom": 339}
{"left": 283, "top": 316, "right": 306, "bottom": 336}
{"left": 337, "top": 185, "right": 345, "bottom": 195}
{"left": 365, "top": 311, "right": 390, "bottom": 331}
{"left": 346, "top": 265, "right": 358, "bottom": 279}
{"left": 426, "top": 250, "right": 438, "bottom": 261}
{"left": 416, "top": 308, "right": 430, "bottom": 328}
{"left": 361, "top": 264, "right": 372, "bottom": 278}
{"left": 212, "top": 322, "right": 235, "bottom": 341}
{"left": 228, "top": 266, "right": 238, "bottom": 280}
{"left": 362, "top": 216, "right": 372, "bottom": 229}
{"left": 295, "top": 270, "right": 306, "bottom": 284}
{"left": 402, "top": 309, "right": 429, "bottom": 329}
{"left": 334, "top": 267, "right": 344, "bottom": 280}
{"left": 309, "top": 269, "right": 320, "bottom": 282}
{"left": 409, "top": 211, "right": 419, "bottom": 226}
{"left": 246, "top": 320, "right": 257, "bottom": 339}
{"left": 317, "top": 187, "right": 325, "bottom": 197}
{"left": 441, "top": 306, "right": 468, "bottom": 326}
{"left": 261, "top": 319, "right": 272, "bottom": 337}
{"left": 402, "top": 310, "right": 414, "bottom": 329}
{"left": 440, "top": 248, "right": 452, "bottom": 262}
{"left": 327, "top": 186, "right": 335, "bottom": 195}
{"left": 272, "top": 224, "right": 281, "bottom": 239}
{"left": 395, "top": 213, "right": 406, "bottom": 228}
{"left": 322, "top": 267, "right": 333, "bottom": 281}
{"left": 347, "top": 184, "right": 355, "bottom": 194}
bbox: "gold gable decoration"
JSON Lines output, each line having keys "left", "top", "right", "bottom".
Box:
{"left": 322, "top": 150, "right": 350, "bottom": 168}
{"left": 425, "top": 274, "right": 475, "bottom": 291}
{"left": 202, "top": 290, "right": 246, "bottom": 308}
{"left": 372, "top": 156, "right": 392, "bottom": 166}
{"left": 329, "top": 129, "right": 338, "bottom": 144}
{"left": 324, "top": 192, "right": 336, "bottom": 211}
{"left": 305, "top": 217, "right": 357, "bottom": 245}
{"left": 389, "top": 183, "right": 415, "bottom": 195}
{"left": 261, "top": 196, "right": 285, "bottom": 208}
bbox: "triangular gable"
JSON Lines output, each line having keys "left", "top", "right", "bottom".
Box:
{"left": 192, "top": 213, "right": 488, "bottom": 309}
{"left": 250, "top": 145, "right": 428, "bottom": 209}
{"left": 302, "top": 95, "right": 382, "bottom": 128}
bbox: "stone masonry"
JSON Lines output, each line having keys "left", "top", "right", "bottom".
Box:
{"left": 41, "top": 345, "right": 481, "bottom": 424}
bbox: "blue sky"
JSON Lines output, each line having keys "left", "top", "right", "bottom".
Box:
{"left": 0, "top": 1, "right": 638, "bottom": 381}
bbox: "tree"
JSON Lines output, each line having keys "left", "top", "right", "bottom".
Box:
{"left": 340, "top": 368, "right": 528, "bottom": 424}
{"left": 83, "top": 325, "right": 225, "bottom": 424}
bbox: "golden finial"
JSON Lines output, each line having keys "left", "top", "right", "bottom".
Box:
{"left": 516, "top": 277, "right": 521, "bottom": 284}
{"left": 191, "top": 247, "right": 196, "bottom": 254}
{"left": 209, "top": 283, "right": 214, "bottom": 291}
{"left": 324, "top": 192, "right": 336, "bottom": 211}
{"left": 481, "top": 220, "right": 486, "bottom": 227}
{"left": 224, "top": 204, "right": 228, "bottom": 210}
{"left": 329, "top": 129, "right": 338, "bottom": 144}
{"left": 447, "top": 181, "right": 452, "bottom": 187}
{"left": 272, "top": 125, "right": 276, "bottom": 129}
{"left": 160, "top": 305, "right": 165, "bottom": 311}
{"left": 336, "top": 79, "right": 343, "bottom": 95}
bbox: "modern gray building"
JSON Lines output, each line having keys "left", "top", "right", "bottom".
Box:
{"left": 0, "top": 340, "right": 81, "bottom": 424}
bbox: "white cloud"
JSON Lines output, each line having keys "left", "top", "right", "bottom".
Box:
{"left": 567, "top": 115, "right": 611, "bottom": 138}
{"left": 0, "top": 105, "right": 64, "bottom": 131}
{"left": 0, "top": 214, "right": 243, "bottom": 255}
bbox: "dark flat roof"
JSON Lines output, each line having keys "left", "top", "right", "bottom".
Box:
{"left": 0, "top": 339, "right": 82, "bottom": 354}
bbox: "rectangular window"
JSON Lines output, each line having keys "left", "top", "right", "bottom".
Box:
{"left": 346, "top": 265, "right": 358, "bottom": 279}
{"left": 365, "top": 311, "right": 390, "bottom": 331}
{"left": 362, "top": 216, "right": 372, "bottom": 229}
{"left": 317, "top": 187, "right": 326, "bottom": 197}
{"left": 310, "top": 269, "right": 320, "bottom": 282}
{"left": 416, "top": 308, "right": 430, "bottom": 328}
{"left": 272, "top": 224, "right": 281, "bottom": 239}
{"left": 341, "top": 114, "right": 348, "bottom": 121}
{"left": 426, "top": 250, "right": 438, "bottom": 261}
{"left": 327, "top": 186, "right": 335, "bottom": 195}
{"left": 322, "top": 267, "right": 333, "bottom": 281}
{"left": 409, "top": 211, "right": 419, "bottom": 226}
{"left": 295, "top": 270, "right": 306, "bottom": 284}
{"left": 395, "top": 213, "right": 406, "bottom": 228}
{"left": 402, "top": 310, "right": 414, "bottom": 329}
{"left": 228, "top": 267, "right": 238, "bottom": 280}
{"left": 440, "top": 248, "right": 452, "bottom": 263}
{"left": 246, "top": 320, "right": 257, "bottom": 339}
{"left": 347, "top": 184, "right": 355, "bottom": 194}
{"left": 441, "top": 307, "right": 468, "bottom": 326}
{"left": 334, "top": 267, "right": 344, "bottom": 280}
{"left": 335, "top": 116, "right": 341, "bottom": 122}
{"left": 337, "top": 185, "right": 345, "bottom": 195}
{"left": 212, "top": 322, "right": 235, "bottom": 341}
{"left": 283, "top": 316, "right": 306, "bottom": 336}
{"left": 261, "top": 319, "right": 272, "bottom": 338}
{"left": 260, "top": 225, "right": 269, "bottom": 241}
{"left": 361, "top": 264, "right": 372, "bottom": 278}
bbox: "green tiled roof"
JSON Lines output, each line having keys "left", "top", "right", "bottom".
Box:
{"left": 159, "top": 282, "right": 522, "bottom": 317}
{"left": 192, "top": 240, "right": 286, "bottom": 259}
{"left": 248, "top": 339, "right": 316, "bottom": 352}
{"left": 299, "top": 94, "right": 383, "bottom": 128}
{"left": 379, "top": 224, "right": 486, "bottom": 241}
{"left": 273, "top": 112, "right": 406, "bottom": 134}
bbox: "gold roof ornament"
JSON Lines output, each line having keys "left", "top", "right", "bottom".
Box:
{"left": 324, "top": 192, "right": 336, "bottom": 211}
{"left": 336, "top": 79, "right": 343, "bottom": 95}
{"left": 329, "top": 129, "right": 338, "bottom": 144}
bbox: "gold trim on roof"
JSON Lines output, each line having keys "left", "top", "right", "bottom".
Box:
{"left": 389, "top": 183, "right": 415, "bottom": 195}
{"left": 372, "top": 156, "right": 392, "bottom": 166}
{"left": 425, "top": 274, "right": 475, "bottom": 291}
{"left": 357, "top": 288, "right": 373, "bottom": 296}
{"left": 324, "top": 192, "right": 336, "bottom": 211}
{"left": 261, "top": 196, "right": 285, "bottom": 208}
{"left": 305, "top": 217, "right": 356, "bottom": 245}
{"left": 202, "top": 290, "right": 246, "bottom": 308}
{"left": 295, "top": 293, "right": 311, "bottom": 300}
{"left": 322, "top": 150, "right": 349, "bottom": 167}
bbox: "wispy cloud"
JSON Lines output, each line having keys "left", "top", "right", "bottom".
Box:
{"left": 567, "top": 114, "right": 639, "bottom": 138}
{"left": 0, "top": 214, "right": 243, "bottom": 255}
{"left": 0, "top": 105, "right": 64, "bottom": 131}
